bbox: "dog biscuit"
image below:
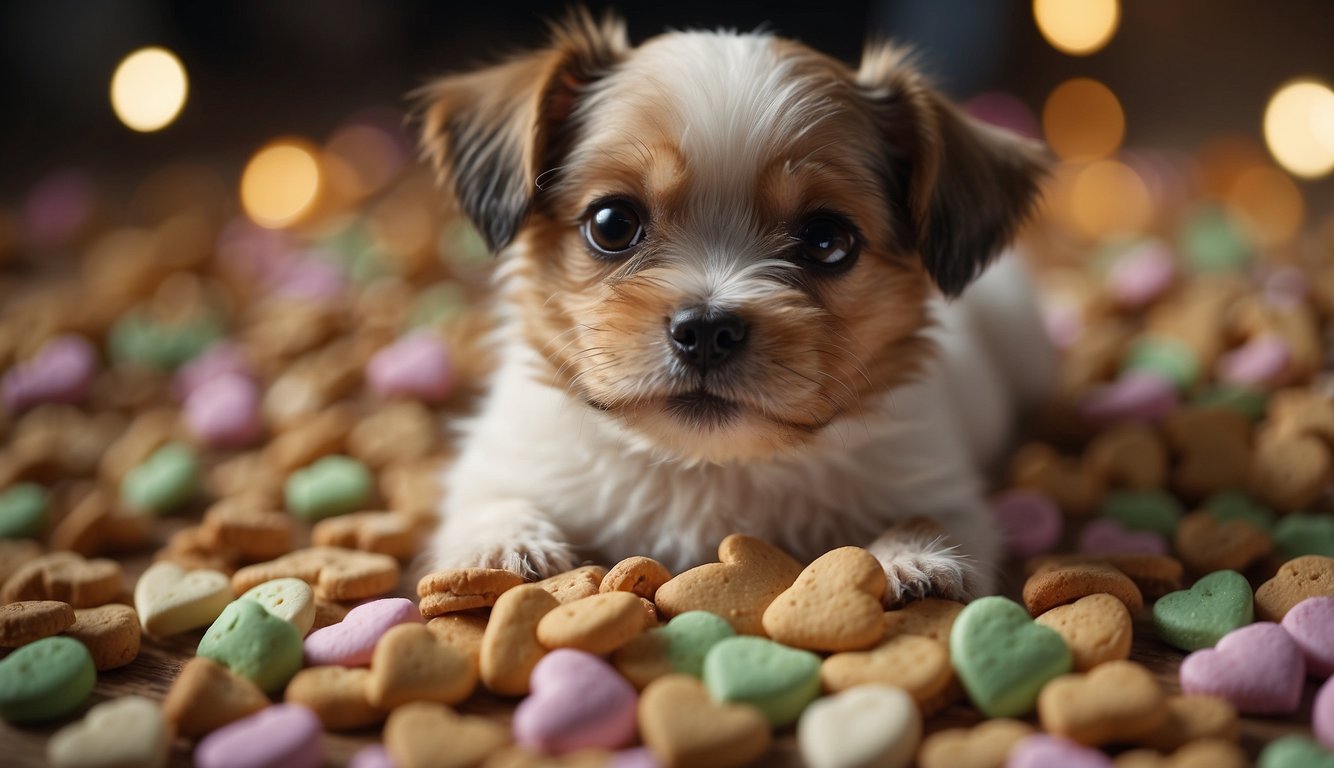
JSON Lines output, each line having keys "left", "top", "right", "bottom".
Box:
{"left": 384, "top": 702, "right": 509, "bottom": 768}
{"left": 762, "top": 546, "right": 886, "bottom": 652}
{"left": 0, "top": 600, "right": 75, "bottom": 647}
{"left": 917, "top": 719, "right": 1035, "bottom": 768}
{"left": 161, "top": 656, "right": 270, "bottom": 739}
{"left": 1034, "top": 593, "right": 1133, "bottom": 671}
{"left": 232, "top": 546, "right": 399, "bottom": 601}
{"left": 2, "top": 551, "right": 124, "bottom": 607}
{"left": 285, "top": 666, "right": 385, "bottom": 730}
{"left": 1023, "top": 562, "right": 1144, "bottom": 616}
{"left": 1255, "top": 555, "right": 1334, "bottom": 622}
{"left": 655, "top": 534, "right": 803, "bottom": 636}
{"left": 821, "top": 633, "right": 956, "bottom": 715}
{"left": 64, "top": 604, "right": 141, "bottom": 670}
{"left": 365, "top": 623, "right": 477, "bottom": 708}
{"left": 537, "top": 565, "right": 606, "bottom": 604}
{"left": 600, "top": 556, "right": 672, "bottom": 600}
{"left": 311, "top": 510, "right": 418, "bottom": 561}
{"left": 536, "top": 591, "right": 646, "bottom": 655}
{"left": 1038, "top": 660, "right": 1169, "bottom": 746}
{"left": 481, "top": 584, "right": 559, "bottom": 696}
{"left": 638, "top": 674, "right": 771, "bottom": 768}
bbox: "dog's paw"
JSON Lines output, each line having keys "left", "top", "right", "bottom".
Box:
{"left": 425, "top": 499, "right": 579, "bottom": 580}
{"left": 868, "top": 518, "right": 992, "bottom": 606}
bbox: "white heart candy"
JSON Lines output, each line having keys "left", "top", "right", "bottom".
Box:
{"left": 48, "top": 695, "right": 169, "bottom": 768}
{"left": 134, "top": 561, "right": 233, "bottom": 636}
{"left": 798, "top": 684, "right": 922, "bottom": 768}
{"left": 240, "top": 577, "right": 316, "bottom": 635}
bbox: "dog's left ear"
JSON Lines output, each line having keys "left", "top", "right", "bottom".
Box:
{"left": 416, "top": 9, "right": 628, "bottom": 252}
{"left": 858, "top": 44, "right": 1049, "bottom": 297}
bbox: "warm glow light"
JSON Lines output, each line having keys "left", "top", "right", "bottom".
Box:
{"left": 1264, "top": 79, "right": 1334, "bottom": 179}
{"left": 110, "top": 47, "right": 189, "bottom": 132}
{"left": 1033, "top": 0, "right": 1120, "bottom": 56}
{"left": 1226, "top": 165, "right": 1305, "bottom": 247}
{"left": 1043, "top": 78, "right": 1125, "bottom": 161}
{"left": 1069, "top": 160, "right": 1151, "bottom": 238}
{"left": 240, "top": 140, "right": 322, "bottom": 228}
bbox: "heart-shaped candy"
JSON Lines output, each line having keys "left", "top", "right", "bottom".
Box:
{"left": 198, "top": 598, "right": 304, "bottom": 694}
{"left": 48, "top": 695, "right": 168, "bottom": 768}
{"left": 284, "top": 455, "right": 373, "bottom": 521}
{"left": 365, "top": 623, "right": 476, "bottom": 709}
{"left": 195, "top": 704, "right": 323, "bottom": 768}
{"left": 366, "top": 332, "right": 454, "bottom": 402}
{"left": 1180, "top": 622, "right": 1305, "bottom": 714}
{"left": 1006, "top": 734, "right": 1112, "bottom": 768}
{"left": 304, "top": 597, "right": 423, "bottom": 667}
{"left": 185, "top": 373, "right": 263, "bottom": 449}
{"left": 1257, "top": 736, "right": 1334, "bottom": 768}
{"left": 761, "top": 546, "right": 886, "bottom": 652}
{"left": 2, "top": 334, "right": 97, "bottom": 412}
{"left": 0, "top": 635, "right": 95, "bottom": 723}
{"left": 798, "top": 684, "right": 921, "bottom": 768}
{"left": 1280, "top": 596, "right": 1334, "bottom": 678}
{"left": 134, "top": 560, "right": 233, "bottom": 636}
{"left": 703, "top": 635, "right": 822, "bottom": 727}
{"left": 614, "top": 609, "right": 735, "bottom": 689}
{"left": 638, "top": 674, "right": 770, "bottom": 768}
{"left": 1316, "top": 677, "right": 1333, "bottom": 751}
{"left": 120, "top": 442, "right": 200, "bottom": 515}
{"left": 949, "top": 596, "right": 1072, "bottom": 718}
{"left": 654, "top": 534, "right": 803, "bottom": 636}
{"left": 514, "top": 649, "right": 638, "bottom": 753}
{"left": 1274, "top": 514, "right": 1334, "bottom": 560}
{"left": 991, "top": 490, "right": 1063, "bottom": 557}
{"left": 240, "top": 577, "right": 316, "bottom": 636}
{"left": 1218, "top": 334, "right": 1291, "bottom": 387}
{"left": 1078, "top": 518, "right": 1168, "bottom": 556}
{"left": 1107, "top": 240, "right": 1175, "bottom": 308}
{"left": 1099, "top": 490, "right": 1183, "bottom": 537}
{"left": 173, "top": 341, "right": 253, "bottom": 401}
{"left": 1152, "top": 570, "right": 1253, "bottom": 651}
{"left": 1078, "top": 371, "right": 1178, "bottom": 426}
{"left": 0, "top": 483, "right": 49, "bottom": 539}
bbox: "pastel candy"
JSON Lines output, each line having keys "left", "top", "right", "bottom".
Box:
{"left": 272, "top": 256, "right": 346, "bottom": 301}
{"left": 349, "top": 745, "right": 396, "bottom": 768}
{"left": 1257, "top": 735, "right": 1334, "bottom": 768}
{"left": 366, "top": 333, "right": 454, "bottom": 402}
{"left": 609, "top": 747, "right": 661, "bottom": 768}
{"left": 285, "top": 455, "right": 373, "bottom": 521}
{"left": 1078, "top": 518, "right": 1168, "bottom": 556}
{"left": 134, "top": 560, "right": 233, "bottom": 636}
{"left": 1204, "top": 491, "right": 1276, "bottom": 533}
{"left": 1180, "top": 622, "right": 1304, "bottom": 714}
{"left": 0, "top": 482, "right": 49, "bottom": 539}
{"left": 703, "top": 635, "right": 822, "bottom": 727}
{"left": 1274, "top": 514, "right": 1334, "bottom": 560}
{"left": 195, "top": 704, "right": 323, "bottom": 768}
{"left": 514, "top": 649, "right": 638, "bottom": 753}
{"left": 1318, "top": 677, "right": 1334, "bottom": 751}
{"left": 120, "top": 442, "right": 200, "bottom": 515}
{"left": 198, "top": 599, "right": 304, "bottom": 694}
{"left": 48, "top": 695, "right": 169, "bottom": 768}
{"left": 0, "top": 635, "right": 96, "bottom": 723}
{"left": 304, "top": 597, "right": 423, "bottom": 667}
{"left": 991, "top": 490, "right": 1062, "bottom": 557}
{"left": 1041, "top": 299, "right": 1082, "bottom": 350}
{"left": 1281, "top": 596, "right": 1334, "bottom": 678}
{"left": 1218, "top": 334, "right": 1291, "bottom": 387}
{"left": 173, "top": 341, "right": 254, "bottom": 401}
{"left": 108, "top": 309, "right": 223, "bottom": 371}
{"left": 1099, "top": 490, "right": 1183, "bottom": 537}
{"left": 1107, "top": 241, "right": 1175, "bottom": 308}
{"left": 1180, "top": 205, "right": 1249, "bottom": 273}
{"left": 798, "top": 684, "right": 921, "bottom": 768}
{"left": 1079, "top": 371, "right": 1179, "bottom": 426}
{"left": 1122, "top": 337, "right": 1199, "bottom": 390}
{"left": 614, "top": 610, "right": 736, "bottom": 687}
{"left": 1, "top": 334, "right": 97, "bottom": 412}
{"left": 1190, "top": 385, "right": 1268, "bottom": 421}
{"left": 185, "top": 373, "right": 263, "bottom": 448}
{"left": 1152, "top": 570, "right": 1253, "bottom": 651}
{"left": 241, "top": 578, "right": 317, "bottom": 636}
{"left": 1263, "top": 265, "right": 1310, "bottom": 308}
{"left": 1005, "top": 734, "right": 1112, "bottom": 768}
{"left": 949, "top": 596, "right": 1072, "bottom": 718}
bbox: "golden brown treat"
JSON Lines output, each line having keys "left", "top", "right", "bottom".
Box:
{"left": 1024, "top": 553, "right": 1184, "bottom": 599}
{"left": 2, "top": 551, "right": 124, "bottom": 607}
{"left": 1084, "top": 423, "right": 1168, "bottom": 491}
{"left": 205, "top": 452, "right": 284, "bottom": 504}
{"left": 1267, "top": 387, "right": 1334, "bottom": 440}
{"left": 1140, "top": 695, "right": 1240, "bottom": 752}
{"left": 638, "top": 674, "right": 771, "bottom": 768}
{"left": 1038, "top": 660, "right": 1169, "bottom": 747}
{"left": 366, "top": 623, "right": 477, "bottom": 709}
{"left": 1022, "top": 562, "right": 1144, "bottom": 616}
{"left": 427, "top": 612, "right": 488, "bottom": 669}
{"left": 654, "top": 534, "right": 803, "bottom": 636}
{"left": 312, "top": 599, "right": 351, "bottom": 630}
{"left": 262, "top": 404, "right": 357, "bottom": 475}
{"left": 480, "top": 585, "right": 558, "bottom": 696}
{"left": 881, "top": 598, "right": 964, "bottom": 645}
{"left": 1034, "top": 593, "right": 1133, "bottom": 672}
{"left": 0, "top": 538, "right": 43, "bottom": 586}
{"left": 1249, "top": 425, "right": 1332, "bottom": 513}
{"left": 384, "top": 701, "right": 508, "bottom": 768}
{"left": 97, "top": 407, "right": 179, "bottom": 485}
{"left": 1162, "top": 407, "right": 1251, "bottom": 501}
{"left": 200, "top": 496, "right": 295, "bottom": 562}
{"left": 231, "top": 546, "right": 399, "bottom": 601}
{"left": 285, "top": 666, "right": 385, "bottom": 731}
{"left": 162, "top": 657, "right": 271, "bottom": 739}
{"left": 64, "top": 604, "right": 141, "bottom": 670}
{"left": 820, "top": 634, "right": 955, "bottom": 715}
{"left": 761, "top": 546, "right": 886, "bottom": 652}
{"left": 535, "top": 591, "right": 646, "bottom": 655}
{"left": 311, "top": 510, "right": 418, "bottom": 561}
{"left": 1173, "top": 511, "right": 1272, "bottom": 574}
{"left": 418, "top": 567, "right": 525, "bottom": 617}
{"left": 1113, "top": 739, "right": 1247, "bottom": 768}
{"left": 1254, "top": 554, "right": 1334, "bottom": 621}
{"left": 48, "top": 488, "right": 152, "bottom": 557}
{"left": 347, "top": 401, "right": 440, "bottom": 469}
{"left": 600, "top": 556, "right": 672, "bottom": 601}
{"left": 917, "top": 719, "right": 1035, "bottom": 768}
{"left": 156, "top": 525, "right": 240, "bottom": 575}
{"left": 380, "top": 458, "right": 446, "bottom": 519}
{"left": 537, "top": 565, "right": 606, "bottom": 604}
{"left": 0, "top": 600, "right": 75, "bottom": 647}
{"left": 1009, "top": 442, "right": 1104, "bottom": 517}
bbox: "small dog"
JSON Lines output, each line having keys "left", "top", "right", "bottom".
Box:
{"left": 418, "top": 10, "right": 1053, "bottom": 603}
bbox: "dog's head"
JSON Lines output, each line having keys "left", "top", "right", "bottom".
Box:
{"left": 419, "top": 10, "right": 1046, "bottom": 463}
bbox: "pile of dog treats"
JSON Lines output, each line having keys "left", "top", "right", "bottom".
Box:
{"left": 2, "top": 159, "right": 1334, "bottom": 768}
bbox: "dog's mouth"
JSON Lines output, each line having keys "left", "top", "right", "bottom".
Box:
{"left": 664, "top": 390, "right": 740, "bottom": 427}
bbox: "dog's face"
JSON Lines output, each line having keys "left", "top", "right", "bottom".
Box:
{"left": 421, "top": 12, "right": 1045, "bottom": 463}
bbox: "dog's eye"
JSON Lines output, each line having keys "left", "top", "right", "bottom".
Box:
{"left": 583, "top": 200, "right": 644, "bottom": 256}
{"left": 796, "top": 217, "right": 857, "bottom": 268}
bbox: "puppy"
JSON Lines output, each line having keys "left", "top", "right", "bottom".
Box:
{"left": 418, "top": 10, "right": 1053, "bottom": 603}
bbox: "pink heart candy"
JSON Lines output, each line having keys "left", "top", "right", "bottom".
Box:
{"left": 303, "top": 597, "right": 423, "bottom": 667}
{"left": 366, "top": 333, "right": 454, "bottom": 402}
{"left": 271, "top": 255, "right": 347, "bottom": 302}
{"left": 1217, "top": 334, "right": 1291, "bottom": 388}
{"left": 1041, "top": 300, "right": 1083, "bottom": 351}
{"left": 1263, "top": 265, "right": 1309, "bottom": 309}
{"left": 1281, "top": 596, "right": 1334, "bottom": 678}
{"left": 514, "top": 649, "right": 638, "bottom": 754}
{"left": 349, "top": 744, "right": 396, "bottom": 768}
{"left": 992, "top": 489, "right": 1063, "bottom": 557}
{"left": 1078, "top": 518, "right": 1169, "bottom": 556}
{"left": 2, "top": 334, "right": 97, "bottom": 412}
{"left": 1317, "top": 676, "right": 1334, "bottom": 750}
{"left": 185, "top": 373, "right": 263, "bottom": 449}
{"left": 1180, "top": 622, "right": 1305, "bottom": 714}
{"left": 195, "top": 704, "right": 323, "bottom": 768}
{"left": 1005, "top": 734, "right": 1112, "bottom": 768}
{"left": 609, "top": 747, "right": 661, "bottom": 768}
{"left": 1107, "top": 241, "right": 1176, "bottom": 308}
{"left": 1078, "top": 371, "right": 1179, "bottom": 427}
{"left": 173, "top": 342, "right": 254, "bottom": 401}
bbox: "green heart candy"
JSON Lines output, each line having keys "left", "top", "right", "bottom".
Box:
{"left": 120, "top": 442, "right": 200, "bottom": 515}
{"left": 0, "top": 482, "right": 49, "bottom": 538}
{"left": 1100, "top": 489, "right": 1184, "bottom": 537}
{"left": 284, "top": 455, "right": 373, "bottom": 521}
{"left": 1152, "top": 569, "right": 1253, "bottom": 651}
{"left": 1122, "top": 337, "right": 1199, "bottom": 390}
{"left": 1204, "top": 491, "right": 1276, "bottom": 533}
{"left": 1258, "top": 736, "right": 1334, "bottom": 768}
{"left": 1190, "top": 386, "right": 1268, "bottom": 422}
{"left": 949, "top": 596, "right": 1072, "bottom": 718}
{"left": 0, "top": 636, "right": 96, "bottom": 723}
{"left": 703, "top": 635, "right": 821, "bottom": 727}
{"left": 1179, "top": 204, "right": 1250, "bottom": 274}
{"left": 108, "top": 309, "right": 224, "bottom": 371}
{"left": 655, "top": 610, "right": 737, "bottom": 677}
{"left": 1274, "top": 513, "right": 1334, "bottom": 559}
{"left": 197, "top": 599, "right": 304, "bottom": 694}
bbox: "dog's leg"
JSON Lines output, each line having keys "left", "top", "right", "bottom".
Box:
{"left": 868, "top": 516, "right": 999, "bottom": 606}
{"left": 426, "top": 497, "right": 579, "bottom": 580}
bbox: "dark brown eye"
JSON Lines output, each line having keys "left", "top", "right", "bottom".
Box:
{"left": 796, "top": 216, "right": 857, "bottom": 268}
{"left": 583, "top": 199, "right": 644, "bottom": 256}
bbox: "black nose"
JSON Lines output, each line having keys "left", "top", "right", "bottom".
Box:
{"left": 669, "top": 307, "right": 748, "bottom": 372}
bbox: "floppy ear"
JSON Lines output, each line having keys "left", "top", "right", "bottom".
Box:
{"left": 858, "top": 44, "right": 1049, "bottom": 297}
{"left": 415, "top": 9, "right": 628, "bottom": 252}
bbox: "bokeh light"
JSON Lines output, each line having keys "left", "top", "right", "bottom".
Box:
{"left": 1069, "top": 160, "right": 1152, "bottom": 238}
{"left": 1043, "top": 78, "right": 1125, "bottom": 161}
{"left": 240, "top": 140, "right": 322, "bottom": 229}
{"left": 1225, "top": 165, "right": 1305, "bottom": 247}
{"left": 1033, "top": 0, "right": 1120, "bottom": 56}
{"left": 965, "top": 92, "right": 1040, "bottom": 139}
{"left": 110, "top": 47, "right": 189, "bottom": 132}
{"left": 326, "top": 122, "right": 408, "bottom": 200}
{"left": 1263, "top": 79, "right": 1334, "bottom": 179}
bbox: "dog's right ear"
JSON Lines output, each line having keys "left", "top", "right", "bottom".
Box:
{"left": 416, "top": 9, "right": 628, "bottom": 252}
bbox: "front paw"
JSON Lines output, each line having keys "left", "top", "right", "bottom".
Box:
{"left": 427, "top": 499, "right": 579, "bottom": 580}
{"left": 880, "top": 552, "right": 979, "bottom": 606}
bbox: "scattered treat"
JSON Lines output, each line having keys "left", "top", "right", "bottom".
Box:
{"left": 514, "top": 650, "right": 639, "bottom": 753}
{"left": 1079, "top": 518, "right": 1169, "bottom": 556}
{"left": 119, "top": 441, "right": 200, "bottom": 515}
{"left": 1152, "top": 569, "right": 1254, "bottom": 651}
{"left": 199, "top": 498, "right": 294, "bottom": 561}
{"left": 761, "top": 546, "right": 886, "bottom": 652}
{"left": 194, "top": 704, "right": 324, "bottom": 768}
{"left": 303, "top": 596, "right": 424, "bottom": 667}
{"left": 881, "top": 597, "right": 964, "bottom": 644}
{"left": 285, "top": 666, "right": 385, "bottom": 731}
{"left": 638, "top": 674, "right": 771, "bottom": 768}
{"left": 1114, "top": 739, "right": 1248, "bottom": 768}
{"left": 1316, "top": 677, "right": 1333, "bottom": 751}
{"left": 1173, "top": 512, "right": 1272, "bottom": 574}
{"left": 601, "top": 556, "right": 673, "bottom": 601}
{"left": 991, "top": 489, "right": 1064, "bottom": 557}
{"left": 1, "top": 334, "right": 98, "bottom": 413}
{"left": 613, "top": 609, "right": 735, "bottom": 690}
{"left": 797, "top": 684, "right": 920, "bottom": 768}
{"left": 0, "top": 482, "right": 48, "bottom": 538}
{"left": 364, "top": 623, "right": 476, "bottom": 708}
{"left": 1180, "top": 622, "right": 1305, "bottom": 714}
{"left": 366, "top": 332, "right": 454, "bottom": 402}
{"left": 384, "top": 702, "right": 508, "bottom": 768}
{"left": 1099, "top": 490, "right": 1183, "bottom": 538}
{"left": 536, "top": 591, "right": 648, "bottom": 655}
{"left": 949, "top": 596, "right": 1073, "bottom": 718}
{"left": 916, "top": 719, "right": 1035, "bottom": 768}
{"left": 0, "top": 635, "right": 96, "bottom": 723}
{"left": 231, "top": 546, "right": 400, "bottom": 601}
{"left": 1, "top": 551, "right": 123, "bottom": 607}
{"left": 426, "top": 613, "right": 487, "bottom": 668}
{"left": 47, "top": 695, "right": 169, "bottom": 768}
{"left": 161, "top": 657, "right": 271, "bottom": 740}
{"left": 239, "top": 577, "right": 316, "bottom": 635}
{"left": 703, "top": 635, "right": 822, "bottom": 728}
{"left": 1255, "top": 735, "right": 1334, "bottom": 768}
{"left": 654, "top": 534, "right": 803, "bottom": 635}
{"left": 1006, "top": 733, "right": 1113, "bottom": 768}
{"left": 1023, "top": 562, "right": 1144, "bottom": 616}
{"left": 197, "top": 598, "right": 304, "bottom": 694}
{"left": 1037, "top": 660, "right": 1168, "bottom": 746}
{"left": 184, "top": 373, "right": 263, "bottom": 448}
{"left": 1280, "top": 596, "right": 1334, "bottom": 678}
{"left": 417, "top": 567, "right": 525, "bottom": 617}
{"left": 1140, "top": 694, "right": 1240, "bottom": 752}
{"left": 1083, "top": 423, "right": 1167, "bottom": 491}
{"left": 347, "top": 402, "right": 439, "bottom": 470}
{"left": 285, "top": 454, "right": 374, "bottom": 521}
{"left": 64, "top": 604, "right": 141, "bottom": 670}
{"left": 1034, "top": 593, "right": 1133, "bottom": 671}
{"left": 0, "top": 599, "right": 75, "bottom": 647}
{"left": 311, "top": 510, "right": 417, "bottom": 561}
{"left": 48, "top": 487, "right": 151, "bottom": 557}
{"left": 133, "top": 560, "right": 233, "bottom": 636}
{"left": 1255, "top": 555, "right": 1334, "bottom": 622}
{"left": 481, "top": 584, "right": 560, "bottom": 696}
{"left": 537, "top": 565, "right": 607, "bottom": 604}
